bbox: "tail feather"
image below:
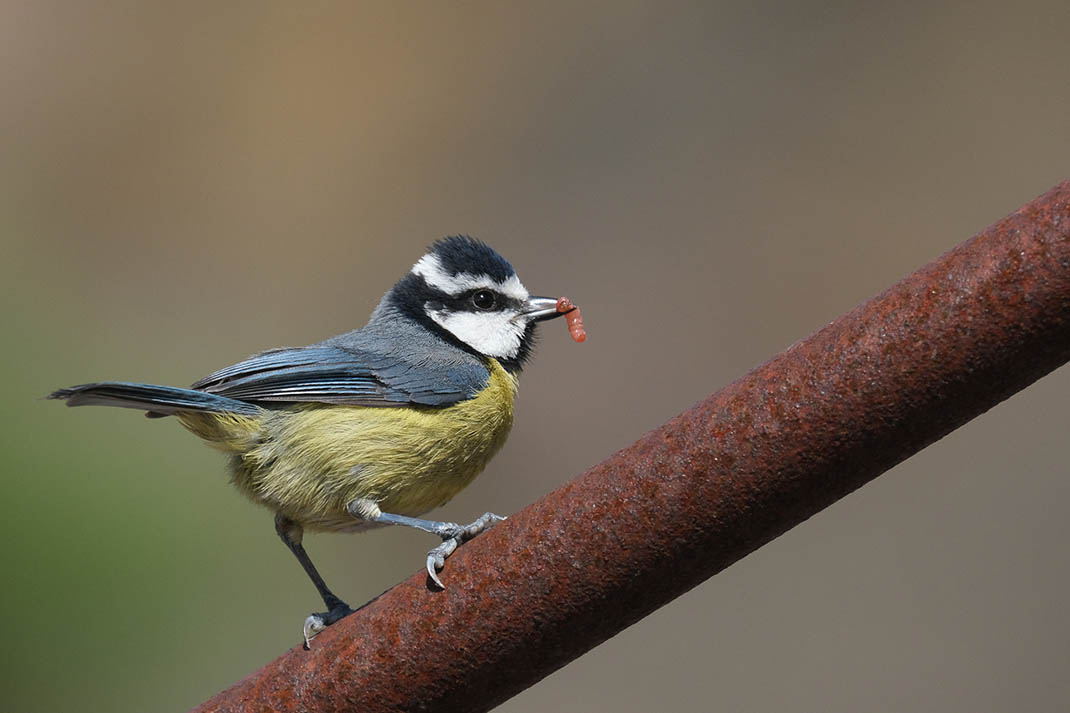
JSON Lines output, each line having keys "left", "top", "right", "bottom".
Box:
{"left": 48, "top": 382, "right": 260, "bottom": 416}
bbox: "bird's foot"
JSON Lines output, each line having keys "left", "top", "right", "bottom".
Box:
{"left": 426, "top": 512, "right": 505, "bottom": 589}
{"left": 302, "top": 601, "right": 355, "bottom": 649}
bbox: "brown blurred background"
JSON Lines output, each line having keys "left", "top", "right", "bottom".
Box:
{"left": 3, "top": 1, "right": 1069, "bottom": 711}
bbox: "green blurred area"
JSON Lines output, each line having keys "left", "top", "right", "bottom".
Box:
{"left": 3, "top": 2, "right": 1070, "bottom": 712}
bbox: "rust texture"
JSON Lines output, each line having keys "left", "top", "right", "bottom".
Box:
{"left": 194, "top": 180, "right": 1070, "bottom": 713}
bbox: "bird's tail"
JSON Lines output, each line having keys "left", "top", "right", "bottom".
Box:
{"left": 48, "top": 382, "right": 260, "bottom": 417}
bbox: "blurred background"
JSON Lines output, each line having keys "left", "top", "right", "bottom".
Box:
{"left": 3, "top": 1, "right": 1069, "bottom": 711}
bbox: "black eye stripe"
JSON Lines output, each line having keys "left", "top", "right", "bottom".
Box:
{"left": 446, "top": 289, "right": 522, "bottom": 312}
{"left": 411, "top": 277, "right": 524, "bottom": 315}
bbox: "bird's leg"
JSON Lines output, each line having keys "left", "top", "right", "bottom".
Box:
{"left": 346, "top": 498, "right": 505, "bottom": 589}
{"left": 274, "top": 513, "right": 354, "bottom": 648}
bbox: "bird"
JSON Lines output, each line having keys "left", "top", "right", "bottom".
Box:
{"left": 50, "top": 236, "right": 576, "bottom": 645}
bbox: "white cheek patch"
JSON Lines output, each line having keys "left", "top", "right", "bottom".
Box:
{"left": 412, "top": 253, "right": 529, "bottom": 301}
{"left": 426, "top": 308, "right": 525, "bottom": 359}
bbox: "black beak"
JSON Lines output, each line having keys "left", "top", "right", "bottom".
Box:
{"left": 522, "top": 296, "right": 564, "bottom": 322}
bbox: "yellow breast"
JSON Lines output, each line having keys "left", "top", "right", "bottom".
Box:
{"left": 180, "top": 359, "right": 518, "bottom": 532}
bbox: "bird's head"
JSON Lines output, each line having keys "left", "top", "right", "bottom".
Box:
{"left": 379, "top": 236, "right": 565, "bottom": 370}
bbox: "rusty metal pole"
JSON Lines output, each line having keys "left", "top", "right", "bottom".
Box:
{"left": 194, "top": 180, "right": 1070, "bottom": 713}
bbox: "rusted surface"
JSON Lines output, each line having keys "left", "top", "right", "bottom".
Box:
{"left": 194, "top": 180, "right": 1070, "bottom": 713}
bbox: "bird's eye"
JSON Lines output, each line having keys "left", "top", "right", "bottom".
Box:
{"left": 471, "top": 290, "right": 497, "bottom": 310}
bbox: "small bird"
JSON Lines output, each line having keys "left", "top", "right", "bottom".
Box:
{"left": 50, "top": 236, "right": 577, "bottom": 644}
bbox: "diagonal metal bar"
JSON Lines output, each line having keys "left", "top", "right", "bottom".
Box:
{"left": 193, "top": 180, "right": 1070, "bottom": 713}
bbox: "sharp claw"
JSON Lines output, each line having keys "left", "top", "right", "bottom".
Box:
{"left": 301, "top": 603, "right": 354, "bottom": 649}
{"left": 420, "top": 513, "right": 506, "bottom": 590}
{"left": 303, "top": 614, "right": 327, "bottom": 649}
{"left": 427, "top": 554, "right": 445, "bottom": 589}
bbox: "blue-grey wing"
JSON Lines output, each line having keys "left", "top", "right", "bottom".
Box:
{"left": 192, "top": 346, "right": 487, "bottom": 407}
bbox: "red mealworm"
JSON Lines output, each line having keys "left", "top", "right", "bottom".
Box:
{"left": 556, "top": 297, "right": 586, "bottom": 343}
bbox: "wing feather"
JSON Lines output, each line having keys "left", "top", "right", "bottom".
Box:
{"left": 192, "top": 345, "right": 486, "bottom": 407}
